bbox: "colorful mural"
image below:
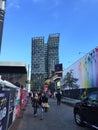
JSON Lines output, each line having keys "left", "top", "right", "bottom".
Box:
{"left": 63, "top": 47, "right": 98, "bottom": 89}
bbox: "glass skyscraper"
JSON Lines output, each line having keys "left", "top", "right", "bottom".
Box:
{"left": 31, "top": 33, "right": 60, "bottom": 89}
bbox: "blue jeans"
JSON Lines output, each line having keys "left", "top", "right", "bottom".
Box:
{"left": 40, "top": 107, "right": 44, "bottom": 119}
{"left": 34, "top": 107, "right": 37, "bottom": 115}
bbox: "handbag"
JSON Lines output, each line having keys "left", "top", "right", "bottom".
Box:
{"left": 41, "top": 103, "right": 46, "bottom": 107}
{"left": 46, "top": 103, "right": 50, "bottom": 108}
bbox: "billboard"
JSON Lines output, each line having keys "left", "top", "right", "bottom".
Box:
{"left": 55, "top": 64, "right": 63, "bottom": 72}
{"left": 63, "top": 47, "right": 98, "bottom": 89}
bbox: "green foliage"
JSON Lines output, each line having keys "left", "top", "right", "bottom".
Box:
{"left": 63, "top": 69, "right": 79, "bottom": 89}
{"left": 30, "top": 81, "right": 34, "bottom": 90}
{"left": 80, "top": 89, "right": 87, "bottom": 99}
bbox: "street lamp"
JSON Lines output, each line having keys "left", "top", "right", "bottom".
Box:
{"left": 78, "top": 52, "right": 86, "bottom": 55}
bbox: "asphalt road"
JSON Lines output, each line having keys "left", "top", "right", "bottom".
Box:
{"left": 11, "top": 98, "right": 92, "bottom": 130}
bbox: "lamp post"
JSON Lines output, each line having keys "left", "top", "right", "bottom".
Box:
{"left": 78, "top": 52, "right": 86, "bottom": 55}
{"left": 26, "top": 64, "right": 31, "bottom": 93}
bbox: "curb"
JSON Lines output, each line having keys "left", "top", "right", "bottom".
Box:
{"left": 61, "top": 98, "right": 80, "bottom": 107}
{"left": 61, "top": 100, "right": 75, "bottom": 107}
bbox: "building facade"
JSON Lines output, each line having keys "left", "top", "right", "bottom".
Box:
{"left": 47, "top": 33, "right": 59, "bottom": 77}
{"left": 0, "top": 62, "right": 27, "bottom": 88}
{"left": 31, "top": 33, "right": 60, "bottom": 89}
{"left": 31, "top": 37, "right": 45, "bottom": 90}
{"left": 0, "top": 0, "right": 6, "bottom": 50}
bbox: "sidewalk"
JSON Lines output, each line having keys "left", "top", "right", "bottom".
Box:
{"left": 9, "top": 106, "right": 26, "bottom": 130}
{"left": 9, "top": 97, "right": 80, "bottom": 130}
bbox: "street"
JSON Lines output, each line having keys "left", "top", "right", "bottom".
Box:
{"left": 12, "top": 98, "right": 92, "bottom": 130}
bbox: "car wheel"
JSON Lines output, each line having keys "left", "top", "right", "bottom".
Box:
{"left": 74, "top": 112, "right": 84, "bottom": 126}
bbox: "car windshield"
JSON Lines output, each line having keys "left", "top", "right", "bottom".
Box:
{"left": 89, "top": 93, "right": 98, "bottom": 101}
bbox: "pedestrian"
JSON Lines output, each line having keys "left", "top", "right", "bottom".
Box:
{"left": 80, "top": 89, "right": 87, "bottom": 100}
{"left": 39, "top": 92, "right": 47, "bottom": 120}
{"left": 32, "top": 92, "right": 39, "bottom": 117}
{"left": 44, "top": 91, "right": 49, "bottom": 112}
{"left": 31, "top": 90, "right": 34, "bottom": 103}
{"left": 56, "top": 90, "right": 62, "bottom": 105}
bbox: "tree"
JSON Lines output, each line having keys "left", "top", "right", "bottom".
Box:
{"left": 30, "top": 81, "right": 34, "bottom": 90}
{"left": 63, "top": 69, "right": 79, "bottom": 89}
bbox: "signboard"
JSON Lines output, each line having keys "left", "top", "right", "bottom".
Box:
{"left": 55, "top": 64, "right": 63, "bottom": 72}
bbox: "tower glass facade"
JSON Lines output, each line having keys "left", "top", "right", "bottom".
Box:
{"left": 31, "top": 37, "right": 45, "bottom": 89}
{"left": 31, "top": 37, "right": 45, "bottom": 74}
{"left": 47, "top": 33, "right": 60, "bottom": 77}
{"left": 31, "top": 33, "right": 60, "bottom": 89}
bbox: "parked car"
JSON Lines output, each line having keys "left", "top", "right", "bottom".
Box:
{"left": 73, "top": 91, "right": 98, "bottom": 129}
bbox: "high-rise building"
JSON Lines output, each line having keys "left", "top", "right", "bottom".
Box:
{"left": 47, "top": 33, "right": 60, "bottom": 77}
{"left": 0, "top": 0, "right": 6, "bottom": 51}
{"left": 44, "top": 43, "right": 48, "bottom": 78}
{"left": 31, "top": 33, "right": 60, "bottom": 89}
{"left": 31, "top": 37, "right": 45, "bottom": 90}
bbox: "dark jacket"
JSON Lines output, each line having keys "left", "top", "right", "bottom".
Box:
{"left": 32, "top": 98, "right": 39, "bottom": 107}
{"left": 39, "top": 95, "right": 47, "bottom": 107}
{"left": 56, "top": 92, "right": 62, "bottom": 100}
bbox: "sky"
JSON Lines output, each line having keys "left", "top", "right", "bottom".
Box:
{"left": 0, "top": 0, "right": 98, "bottom": 70}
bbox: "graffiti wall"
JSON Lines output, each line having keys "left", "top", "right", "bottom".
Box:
{"left": 13, "top": 88, "right": 20, "bottom": 122}
{"left": 20, "top": 89, "right": 28, "bottom": 109}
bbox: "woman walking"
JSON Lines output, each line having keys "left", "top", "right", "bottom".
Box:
{"left": 32, "top": 92, "right": 39, "bottom": 117}
{"left": 39, "top": 92, "right": 47, "bottom": 120}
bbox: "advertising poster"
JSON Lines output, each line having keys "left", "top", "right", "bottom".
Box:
{"left": 8, "top": 88, "right": 16, "bottom": 128}
{"left": 20, "top": 89, "right": 28, "bottom": 109}
{"left": 0, "top": 90, "right": 10, "bottom": 130}
{"left": 24, "top": 90, "right": 27, "bottom": 106}
{"left": 20, "top": 89, "right": 24, "bottom": 109}
{"left": 13, "top": 88, "right": 20, "bottom": 122}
